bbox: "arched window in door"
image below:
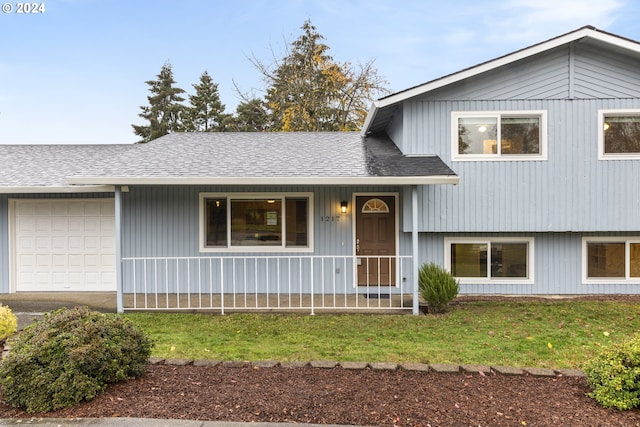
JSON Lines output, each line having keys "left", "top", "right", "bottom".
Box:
{"left": 361, "top": 198, "right": 390, "bottom": 213}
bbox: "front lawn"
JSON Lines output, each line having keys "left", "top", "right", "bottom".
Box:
{"left": 127, "top": 298, "right": 640, "bottom": 369}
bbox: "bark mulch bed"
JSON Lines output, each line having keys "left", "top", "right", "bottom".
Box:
{"left": 0, "top": 363, "right": 639, "bottom": 426}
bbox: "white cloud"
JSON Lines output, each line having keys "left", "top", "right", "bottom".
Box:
{"left": 487, "top": 0, "right": 623, "bottom": 44}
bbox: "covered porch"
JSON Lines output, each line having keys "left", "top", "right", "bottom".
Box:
{"left": 65, "top": 133, "right": 458, "bottom": 314}
{"left": 121, "top": 254, "right": 414, "bottom": 314}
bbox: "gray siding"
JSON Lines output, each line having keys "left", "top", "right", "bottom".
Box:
{"left": 120, "top": 186, "right": 410, "bottom": 294}
{"left": 121, "top": 186, "right": 371, "bottom": 258}
{"left": 420, "top": 232, "right": 640, "bottom": 295}
{"left": 0, "top": 197, "right": 8, "bottom": 293}
{"left": 574, "top": 42, "right": 640, "bottom": 98}
{"left": 414, "top": 42, "right": 640, "bottom": 102}
{"left": 405, "top": 99, "right": 640, "bottom": 233}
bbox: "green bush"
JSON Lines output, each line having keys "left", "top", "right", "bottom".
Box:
{"left": 0, "top": 304, "right": 17, "bottom": 341}
{"left": 585, "top": 334, "right": 640, "bottom": 410}
{"left": 418, "top": 262, "right": 459, "bottom": 314}
{"left": 0, "top": 306, "right": 153, "bottom": 413}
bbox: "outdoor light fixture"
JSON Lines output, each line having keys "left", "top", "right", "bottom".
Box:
{"left": 340, "top": 200, "right": 348, "bottom": 213}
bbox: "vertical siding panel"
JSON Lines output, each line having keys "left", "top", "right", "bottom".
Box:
{"left": 411, "top": 97, "right": 640, "bottom": 233}
{"left": 0, "top": 196, "right": 8, "bottom": 292}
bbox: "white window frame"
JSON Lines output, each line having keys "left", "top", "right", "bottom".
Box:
{"left": 582, "top": 236, "right": 640, "bottom": 284}
{"left": 598, "top": 109, "right": 640, "bottom": 160}
{"left": 451, "top": 111, "right": 547, "bottom": 162}
{"left": 444, "top": 237, "right": 535, "bottom": 284}
{"left": 199, "top": 192, "right": 314, "bottom": 253}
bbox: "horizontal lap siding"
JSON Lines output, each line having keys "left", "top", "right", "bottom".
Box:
{"left": 574, "top": 43, "right": 640, "bottom": 98}
{"left": 418, "top": 46, "right": 570, "bottom": 103}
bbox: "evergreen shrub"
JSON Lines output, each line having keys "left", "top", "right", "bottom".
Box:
{"left": 0, "top": 306, "right": 153, "bottom": 413}
{"left": 418, "top": 262, "right": 459, "bottom": 314}
{"left": 0, "top": 304, "right": 17, "bottom": 341}
{"left": 585, "top": 334, "right": 640, "bottom": 410}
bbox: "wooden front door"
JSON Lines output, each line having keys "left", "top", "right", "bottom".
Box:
{"left": 356, "top": 196, "right": 396, "bottom": 286}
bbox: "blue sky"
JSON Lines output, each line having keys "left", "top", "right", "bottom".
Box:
{"left": 0, "top": 0, "right": 636, "bottom": 145}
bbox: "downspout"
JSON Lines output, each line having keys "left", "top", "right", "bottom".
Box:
{"left": 411, "top": 185, "right": 419, "bottom": 315}
{"left": 115, "top": 186, "right": 123, "bottom": 313}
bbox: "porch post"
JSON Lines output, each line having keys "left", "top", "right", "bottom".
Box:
{"left": 411, "top": 185, "right": 419, "bottom": 315}
{"left": 115, "top": 186, "right": 124, "bottom": 313}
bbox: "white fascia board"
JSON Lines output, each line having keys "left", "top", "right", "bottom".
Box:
{"left": 67, "top": 176, "right": 459, "bottom": 186}
{"left": 360, "top": 102, "right": 379, "bottom": 136}
{"left": 0, "top": 185, "right": 115, "bottom": 194}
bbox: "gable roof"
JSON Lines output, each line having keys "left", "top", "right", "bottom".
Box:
{"left": 67, "top": 132, "right": 457, "bottom": 186}
{"left": 0, "top": 132, "right": 457, "bottom": 192}
{"left": 362, "top": 26, "right": 640, "bottom": 135}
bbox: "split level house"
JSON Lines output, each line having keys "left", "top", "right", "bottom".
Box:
{"left": 1, "top": 26, "right": 639, "bottom": 314}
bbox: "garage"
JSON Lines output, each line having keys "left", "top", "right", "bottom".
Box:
{"left": 11, "top": 199, "right": 116, "bottom": 292}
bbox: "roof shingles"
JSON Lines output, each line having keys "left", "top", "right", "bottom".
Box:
{"left": 1, "top": 132, "right": 456, "bottom": 191}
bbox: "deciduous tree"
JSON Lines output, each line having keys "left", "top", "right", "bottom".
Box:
{"left": 253, "top": 20, "right": 389, "bottom": 132}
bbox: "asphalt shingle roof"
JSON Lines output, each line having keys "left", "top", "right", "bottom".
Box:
{"left": 1, "top": 132, "right": 457, "bottom": 191}
{"left": 78, "top": 132, "right": 368, "bottom": 178}
{"left": 0, "top": 144, "right": 132, "bottom": 191}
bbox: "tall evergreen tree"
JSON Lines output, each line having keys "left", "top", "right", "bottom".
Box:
{"left": 253, "top": 20, "right": 389, "bottom": 132}
{"left": 132, "top": 62, "right": 185, "bottom": 143}
{"left": 182, "top": 71, "right": 228, "bottom": 132}
{"left": 226, "top": 98, "right": 269, "bottom": 132}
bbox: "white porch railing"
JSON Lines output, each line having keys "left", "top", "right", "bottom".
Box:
{"left": 120, "top": 255, "right": 414, "bottom": 314}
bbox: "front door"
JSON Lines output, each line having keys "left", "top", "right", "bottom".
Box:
{"left": 355, "top": 196, "right": 396, "bottom": 286}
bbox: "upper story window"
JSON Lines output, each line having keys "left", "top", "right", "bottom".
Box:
{"left": 599, "top": 110, "right": 640, "bottom": 160}
{"left": 452, "top": 111, "right": 547, "bottom": 161}
{"left": 199, "top": 192, "right": 313, "bottom": 253}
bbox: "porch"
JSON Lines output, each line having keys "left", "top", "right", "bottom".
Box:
{"left": 120, "top": 255, "right": 416, "bottom": 314}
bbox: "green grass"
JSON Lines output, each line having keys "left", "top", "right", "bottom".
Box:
{"left": 126, "top": 299, "right": 640, "bottom": 369}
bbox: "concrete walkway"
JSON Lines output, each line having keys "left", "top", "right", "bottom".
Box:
{"left": 1, "top": 297, "right": 113, "bottom": 330}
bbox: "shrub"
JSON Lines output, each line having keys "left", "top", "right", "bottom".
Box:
{"left": 585, "top": 334, "right": 640, "bottom": 410}
{"left": 0, "top": 304, "right": 17, "bottom": 341}
{"left": 0, "top": 306, "right": 153, "bottom": 413}
{"left": 418, "top": 262, "right": 459, "bottom": 314}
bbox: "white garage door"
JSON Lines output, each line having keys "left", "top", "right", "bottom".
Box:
{"left": 13, "top": 199, "right": 116, "bottom": 292}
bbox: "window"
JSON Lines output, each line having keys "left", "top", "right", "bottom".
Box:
{"left": 599, "top": 110, "right": 640, "bottom": 159}
{"left": 452, "top": 111, "right": 547, "bottom": 161}
{"left": 200, "top": 193, "right": 313, "bottom": 252}
{"left": 583, "top": 237, "right": 640, "bottom": 282}
{"left": 445, "top": 238, "right": 534, "bottom": 283}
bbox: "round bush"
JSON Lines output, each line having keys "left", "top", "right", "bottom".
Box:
{"left": 0, "top": 306, "right": 153, "bottom": 413}
{"left": 585, "top": 334, "right": 640, "bottom": 410}
{"left": 418, "top": 262, "right": 459, "bottom": 314}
